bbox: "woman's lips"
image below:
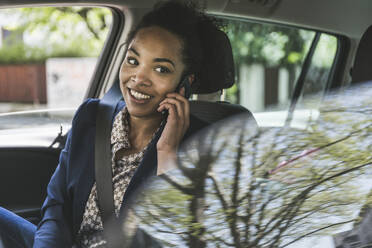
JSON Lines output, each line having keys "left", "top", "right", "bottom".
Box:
{"left": 128, "top": 88, "right": 152, "bottom": 103}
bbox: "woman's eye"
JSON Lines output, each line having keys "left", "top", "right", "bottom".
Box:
{"left": 155, "top": 66, "right": 171, "bottom": 73}
{"left": 126, "top": 57, "right": 138, "bottom": 65}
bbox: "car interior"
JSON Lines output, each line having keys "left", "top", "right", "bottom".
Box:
{"left": 0, "top": 0, "right": 372, "bottom": 245}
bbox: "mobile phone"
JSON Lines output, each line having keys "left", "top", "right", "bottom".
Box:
{"left": 161, "top": 76, "right": 191, "bottom": 117}
{"left": 175, "top": 76, "right": 191, "bottom": 99}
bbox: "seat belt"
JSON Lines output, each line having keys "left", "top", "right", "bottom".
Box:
{"left": 94, "top": 81, "right": 122, "bottom": 231}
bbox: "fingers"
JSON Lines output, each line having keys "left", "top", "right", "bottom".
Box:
{"left": 157, "top": 93, "right": 190, "bottom": 131}
{"left": 156, "top": 90, "right": 190, "bottom": 155}
{"left": 159, "top": 98, "right": 184, "bottom": 118}
{"left": 163, "top": 91, "right": 190, "bottom": 119}
{"left": 158, "top": 102, "right": 188, "bottom": 132}
{"left": 166, "top": 89, "right": 187, "bottom": 100}
{"left": 157, "top": 102, "right": 177, "bottom": 119}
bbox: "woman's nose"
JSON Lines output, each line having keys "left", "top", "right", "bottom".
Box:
{"left": 131, "top": 66, "right": 151, "bottom": 86}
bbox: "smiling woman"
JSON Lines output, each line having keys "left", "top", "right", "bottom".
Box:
{"left": 0, "top": 1, "right": 222, "bottom": 247}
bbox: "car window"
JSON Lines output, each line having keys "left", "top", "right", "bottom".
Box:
{"left": 0, "top": 6, "right": 113, "bottom": 146}
{"left": 123, "top": 82, "right": 372, "bottom": 248}
{"left": 219, "top": 18, "right": 338, "bottom": 128}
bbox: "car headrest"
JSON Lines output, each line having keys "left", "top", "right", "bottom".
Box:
{"left": 193, "top": 28, "right": 235, "bottom": 94}
{"left": 351, "top": 25, "right": 372, "bottom": 84}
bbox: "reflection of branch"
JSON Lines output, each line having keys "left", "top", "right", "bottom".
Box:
{"left": 206, "top": 120, "right": 252, "bottom": 247}
{"left": 160, "top": 174, "right": 193, "bottom": 195}
{"left": 133, "top": 206, "right": 189, "bottom": 244}
{"left": 321, "top": 108, "right": 372, "bottom": 115}
{"left": 263, "top": 161, "right": 372, "bottom": 246}
{"left": 279, "top": 219, "right": 354, "bottom": 248}
{"left": 293, "top": 201, "right": 353, "bottom": 225}
{"left": 269, "top": 122, "right": 372, "bottom": 176}
{"left": 308, "top": 175, "right": 355, "bottom": 197}
{"left": 155, "top": 229, "right": 188, "bottom": 235}
{"left": 178, "top": 123, "right": 224, "bottom": 181}
{"left": 255, "top": 188, "right": 286, "bottom": 233}
{"left": 315, "top": 161, "right": 372, "bottom": 188}
{"left": 187, "top": 130, "right": 217, "bottom": 248}
{"left": 247, "top": 180, "right": 302, "bottom": 244}
{"left": 139, "top": 204, "right": 174, "bottom": 229}
{"left": 251, "top": 194, "right": 300, "bottom": 246}
{"left": 229, "top": 125, "right": 246, "bottom": 248}
{"left": 208, "top": 173, "right": 228, "bottom": 210}
{"left": 270, "top": 196, "right": 309, "bottom": 246}
{"left": 176, "top": 165, "right": 198, "bottom": 181}
{"left": 151, "top": 202, "right": 180, "bottom": 220}
{"left": 244, "top": 130, "right": 260, "bottom": 244}
{"left": 261, "top": 127, "right": 286, "bottom": 172}
{"left": 205, "top": 232, "right": 235, "bottom": 247}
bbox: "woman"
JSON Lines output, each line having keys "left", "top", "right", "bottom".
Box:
{"left": 0, "top": 1, "right": 221, "bottom": 247}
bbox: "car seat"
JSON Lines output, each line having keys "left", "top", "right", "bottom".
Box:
{"left": 351, "top": 25, "right": 372, "bottom": 84}
{"left": 189, "top": 26, "right": 256, "bottom": 125}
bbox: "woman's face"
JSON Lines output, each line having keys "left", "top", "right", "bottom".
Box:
{"left": 119, "top": 26, "right": 185, "bottom": 119}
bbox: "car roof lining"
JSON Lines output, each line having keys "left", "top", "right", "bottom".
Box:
{"left": 221, "top": 0, "right": 372, "bottom": 39}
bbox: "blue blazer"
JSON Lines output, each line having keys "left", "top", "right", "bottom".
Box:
{"left": 33, "top": 98, "right": 207, "bottom": 247}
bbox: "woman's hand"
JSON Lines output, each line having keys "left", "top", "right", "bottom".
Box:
{"left": 156, "top": 88, "right": 190, "bottom": 175}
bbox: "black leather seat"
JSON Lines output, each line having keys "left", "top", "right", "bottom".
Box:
{"left": 190, "top": 100, "right": 256, "bottom": 125}
{"left": 190, "top": 26, "right": 256, "bottom": 126}
{"left": 351, "top": 25, "right": 372, "bottom": 84}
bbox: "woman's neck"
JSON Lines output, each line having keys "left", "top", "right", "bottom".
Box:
{"left": 128, "top": 113, "right": 162, "bottom": 151}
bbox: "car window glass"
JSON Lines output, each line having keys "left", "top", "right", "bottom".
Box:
{"left": 290, "top": 34, "right": 338, "bottom": 128}
{"left": 0, "top": 7, "right": 113, "bottom": 146}
{"left": 220, "top": 18, "right": 338, "bottom": 128}
{"left": 123, "top": 82, "right": 372, "bottom": 248}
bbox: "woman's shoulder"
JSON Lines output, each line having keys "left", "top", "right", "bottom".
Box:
{"left": 71, "top": 98, "right": 101, "bottom": 125}
{"left": 71, "top": 98, "right": 125, "bottom": 127}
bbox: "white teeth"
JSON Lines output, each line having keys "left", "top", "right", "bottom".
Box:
{"left": 130, "top": 89, "right": 151, "bottom": 100}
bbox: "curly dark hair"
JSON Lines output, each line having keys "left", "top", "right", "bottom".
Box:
{"left": 125, "top": 0, "right": 223, "bottom": 92}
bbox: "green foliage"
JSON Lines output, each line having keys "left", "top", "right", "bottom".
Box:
{"left": 0, "top": 39, "right": 95, "bottom": 64}
{"left": 224, "top": 19, "right": 315, "bottom": 68}
{"left": 0, "top": 7, "right": 112, "bottom": 64}
{"left": 225, "top": 83, "right": 238, "bottom": 103}
{"left": 0, "top": 44, "right": 43, "bottom": 64}
{"left": 222, "top": 19, "right": 338, "bottom": 105}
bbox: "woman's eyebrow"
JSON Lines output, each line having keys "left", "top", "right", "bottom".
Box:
{"left": 128, "top": 47, "right": 139, "bottom": 56}
{"left": 154, "top": 58, "right": 175, "bottom": 68}
{"left": 129, "top": 46, "right": 175, "bottom": 68}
